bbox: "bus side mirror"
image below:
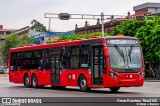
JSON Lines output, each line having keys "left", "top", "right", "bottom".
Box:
{"left": 104, "top": 47, "right": 109, "bottom": 57}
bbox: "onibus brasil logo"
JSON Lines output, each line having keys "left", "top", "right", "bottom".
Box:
{"left": 1, "top": 98, "right": 42, "bottom": 106}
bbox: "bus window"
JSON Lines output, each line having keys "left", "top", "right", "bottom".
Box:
{"left": 80, "top": 45, "right": 89, "bottom": 68}
{"left": 70, "top": 47, "right": 79, "bottom": 69}
{"left": 24, "top": 52, "right": 32, "bottom": 58}
{"left": 61, "top": 47, "right": 70, "bottom": 69}
{"left": 39, "top": 49, "right": 49, "bottom": 69}
{"left": 33, "top": 51, "right": 41, "bottom": 58}
{"left": 16, "top": 52, "right": 23, "bottom": 59}
{"left": 11, "top": 53, "right": 16, "bottom": 70}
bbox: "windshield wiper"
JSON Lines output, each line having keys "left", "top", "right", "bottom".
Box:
{"left": 128, "top": 45, "right": 134, "bottom": 62}
{"left": 114, "top": 45, "right": 125, "bottom": 64}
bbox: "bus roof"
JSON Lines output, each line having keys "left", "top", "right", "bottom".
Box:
{"left": 105, "top": 36, "right": 138, "bottom": 40}
{"left": 9, "top": 36, "right": 138, "bottom": 52}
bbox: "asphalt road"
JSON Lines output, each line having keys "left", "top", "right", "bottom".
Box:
{"left": 0, "top": 75, "right": 160, "bottom": 97}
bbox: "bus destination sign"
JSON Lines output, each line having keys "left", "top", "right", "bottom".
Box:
{"left": 107, "top": 39, "right": 138, "bottom": 45}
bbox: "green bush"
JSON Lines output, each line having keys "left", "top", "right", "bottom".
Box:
{"left": 48, "top": 32, "right": 110, "bottom": 43}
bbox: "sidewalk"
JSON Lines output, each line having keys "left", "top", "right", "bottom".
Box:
{"left": 145, "top": 78, "right": 160, "bottom": 82}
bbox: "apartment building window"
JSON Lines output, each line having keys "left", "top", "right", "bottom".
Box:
{"left": 155, "top": 8, "right": 158, "bottom": 13}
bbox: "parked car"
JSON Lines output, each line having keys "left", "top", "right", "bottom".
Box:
{"left": 4, "top": 66, "right": 9, "bottom": 74}
{"left": 0, "top": 66, "right": 4, "bottom": 74}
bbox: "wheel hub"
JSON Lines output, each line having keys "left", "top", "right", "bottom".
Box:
{"left": 33, "top": 77, "right": 37, "bottom": 86}
{"left": 25, "top": 77, "right": 29, "bottom": 85}
{"left": 81, "top": 79, "right": 86, "bottom": 88}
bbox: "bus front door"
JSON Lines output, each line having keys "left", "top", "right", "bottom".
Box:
{"left": 50, "top": 54, "right": 60, "bottom": 84}
{"left": 91, "top": 46, "right": 103, "bottom": 85}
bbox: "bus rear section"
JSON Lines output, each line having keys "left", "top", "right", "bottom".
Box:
{"left": 8, "top": 36, "right": 144, "bottom": 92}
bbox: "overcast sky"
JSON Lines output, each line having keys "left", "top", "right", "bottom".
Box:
{"left": 1, "top": 0, "right": 160, "bottom": 31}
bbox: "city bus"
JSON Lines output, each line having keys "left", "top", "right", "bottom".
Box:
{"left": 8, "top": 36, "right": 145, "bottom": 92}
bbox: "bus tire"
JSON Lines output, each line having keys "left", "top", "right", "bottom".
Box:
{"left": 24, "top": 74, "right": 30, "bottom": 88}
{"left": 109, "top": 87, "right": 120, "bottom": 92}
{"left": 79, "top": 76, "right": 90, "bottom": 92}
{"left": 32, "top": 74, "right": 38, "bottom": 88}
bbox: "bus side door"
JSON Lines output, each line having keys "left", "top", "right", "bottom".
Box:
{"left": 50, "top": 54, "right": 60, "bottom": 84}
{"left": 91, "top": 45, "right": 104, "bottom": 85}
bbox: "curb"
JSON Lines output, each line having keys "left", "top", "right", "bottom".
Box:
{"left": 0, "top": 74, "right": 8, "bottom": 77}
{"left": 145, "top": 80, "right": 160, "bottom": 82}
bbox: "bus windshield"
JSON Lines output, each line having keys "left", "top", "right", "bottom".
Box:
{"left": 108, "top": 46, "right": 142, "bottom": 69}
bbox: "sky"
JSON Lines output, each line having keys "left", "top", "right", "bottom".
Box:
{"left": 1, "top": 0, "right": 160, "bottom": 32}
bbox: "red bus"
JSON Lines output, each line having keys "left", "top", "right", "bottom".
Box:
{"left": 8, "top": 36, "right": 145, "bottom": 92}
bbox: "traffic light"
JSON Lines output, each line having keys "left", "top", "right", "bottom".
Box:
{"left": 136, "top": 16, "right": 145, "bottom": 22}
{"left": 59, "top": 13, "right": 70, "bottom": 20}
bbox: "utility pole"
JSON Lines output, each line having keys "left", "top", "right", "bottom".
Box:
{"left": 101, "top": 12, "right": 104, "bottom": 37}
{"left": 48, "top": 18, "right": 51, "bottom": 32}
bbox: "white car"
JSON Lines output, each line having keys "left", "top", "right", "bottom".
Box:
{"left": 4, "top": 66, "right": 9, "bottom": 74}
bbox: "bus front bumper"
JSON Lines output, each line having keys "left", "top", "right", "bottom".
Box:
{"left": 104, "top": 77, "right": 144, "bottom": 88}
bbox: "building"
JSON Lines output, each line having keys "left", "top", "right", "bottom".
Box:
{"left": 133, "top": 2, "right": 160, "bottom": 16}
{"left": 0, "top": 26, "right": 16, "bottom": 36}
{"left": 13, "top": 26, "right": 30, "bottom": 36}
{"left": 75, "top": 18, "right": 126, "bottom": 34}
{"left": 0, "top": 29, "right": 16, "bottom": 36}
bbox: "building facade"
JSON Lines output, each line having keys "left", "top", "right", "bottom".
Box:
{"left": 75, "top": 19, "right": 123, "bottom": 34}
{"left": 133, "top": 2, "right": 160, "bottom": 16}
{"left": 13, "top": 26, "right": 29, "bottom": 36}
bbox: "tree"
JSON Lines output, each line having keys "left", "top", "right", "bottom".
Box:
{"left": 19, "top": 35, "right": 36, "bottom": 46}
{"left": 1, "top": 34, "right": 36, "bottom": 62}
{"left": 135, "top": 16, "right": 160, "bottom": 77}
{"left": 111, "top": 20, "right": 143, "bottom": 36}
{"left": 1, "top": 34, "right": 20, "bottom": 61}
{"left": 30, "top": 19, "right": 47, "bottom": 32}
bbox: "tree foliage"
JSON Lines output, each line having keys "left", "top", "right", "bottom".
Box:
{"left": 1, "top": 34, "right": 19, "bottom": 61}
{"left": 30, "top": 19, "right": 47, "bottom": 32}
{"left": 111, "top": 20, "right": 143, "bottom": 36}
{"left": 48, "top": 32, "right": 110, "bottom": 43}
{"left": 19, "top": 35, "right": 35, "bottom": 46}
{"left": 136, "top": 16, "right": 160, "bottom": 63}
{"left": 1, "top": 34, "right": 36, "bottom": 62}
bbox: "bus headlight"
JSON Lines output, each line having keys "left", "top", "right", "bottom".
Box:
{"left": 109, "top": 72, "right": 118, "bottom": 79}
{"left": 139, "top": 71, "right": 145, "bottom": 79}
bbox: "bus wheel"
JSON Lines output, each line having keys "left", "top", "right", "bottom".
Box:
{"left": 79, "top": 76, "right": 90, "bottom": 92}
{"left": 24, "top": 74, "right": 30, "bottom": 88}
{"left": 109, "top": 87, "right": 120, "bottom": 92}
{"left": 32, "top": 74, "right": 38, "bottom": 88}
